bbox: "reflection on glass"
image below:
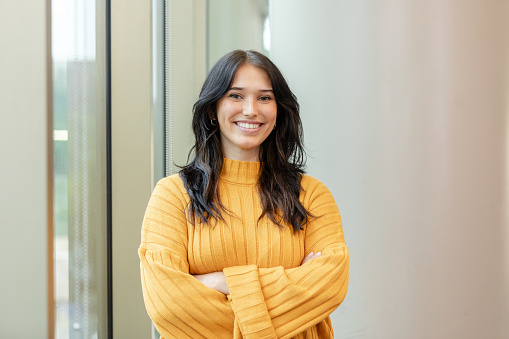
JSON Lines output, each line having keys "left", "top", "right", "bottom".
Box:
{"left": 52, "top": 0, "right": 108, "bottom": 337}
{"left": 263, "top": 15, "right": 271, "bottom": 53}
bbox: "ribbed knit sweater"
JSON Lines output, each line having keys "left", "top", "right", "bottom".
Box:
{"left": 139, "top": 159, "right": 349, "bottom": 339}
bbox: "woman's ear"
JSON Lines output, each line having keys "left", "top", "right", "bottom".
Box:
{"left": 207, "top": 111, "right": 217, "bottom": 127}
{"left": 207, "top": 107, "right": 216, "bottom": 121}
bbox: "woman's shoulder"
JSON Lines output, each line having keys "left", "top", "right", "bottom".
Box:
{"left": 300, "top": 174, "right": 336, "bottom": 202}
{"left": 153, "top": 173, "right": 188, "bottom": 198}
{"left": 156, "top": 173, "right": 184, "bottom": 186}
{"left": 301, "top": 174, "right": 329, "bottom": 191}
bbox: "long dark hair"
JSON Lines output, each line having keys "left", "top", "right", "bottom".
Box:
{"left": 180, "top": 50, "right": 310, "bottom": 231}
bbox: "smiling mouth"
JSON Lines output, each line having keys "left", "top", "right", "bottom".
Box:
{"left": 235, "top": 122, "right": 263, "bottom": 129}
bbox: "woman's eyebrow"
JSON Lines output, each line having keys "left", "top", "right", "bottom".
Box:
{"left": 229, "top": 86, "right": 273, "bottom": 92}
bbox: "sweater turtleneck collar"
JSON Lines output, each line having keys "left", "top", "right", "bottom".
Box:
{"left": 220, "top": 158, "right": 260, "bottom": 184}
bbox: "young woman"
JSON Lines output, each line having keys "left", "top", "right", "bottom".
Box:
{"left": 139, "top": 50, "right": 349, "bottom": 338}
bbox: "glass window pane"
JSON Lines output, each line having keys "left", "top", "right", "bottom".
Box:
{"left": 52, "top": 0, "right": 108, "bottom": 337}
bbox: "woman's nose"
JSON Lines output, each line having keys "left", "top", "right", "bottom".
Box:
{"left": 242, "top": 97, "right": 257, "bottom": 116}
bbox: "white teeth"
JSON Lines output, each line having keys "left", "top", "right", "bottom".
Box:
{"left": 237, "top": 122, "right": 261, "bottom": 129}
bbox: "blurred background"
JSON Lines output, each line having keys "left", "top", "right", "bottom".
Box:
{"left": 1, "top": 0, "right": 508, "bottom": 338}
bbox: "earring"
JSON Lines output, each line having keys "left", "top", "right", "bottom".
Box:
{"left": 210, "top": 118, "right": 217, "bottom": 126}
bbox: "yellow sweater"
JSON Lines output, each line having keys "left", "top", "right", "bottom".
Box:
{"left": 139, "top": 159, "right": 349, "bottom": 338}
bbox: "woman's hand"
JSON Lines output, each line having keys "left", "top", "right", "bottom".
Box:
{"left": 193, "top": 271, "right": 230, "bottom": 295}
{"left": 301, "top": 251, "right": 321, "bottom": 265}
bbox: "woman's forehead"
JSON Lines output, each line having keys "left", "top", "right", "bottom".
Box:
{"left": 230, "top": 63, "right": 272, "bottom": 90}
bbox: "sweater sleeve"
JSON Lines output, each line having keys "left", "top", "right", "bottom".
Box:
{"left": 223, "top": 179, "right": 349, "bottom": 339}
{"left": 139, "top": 177, "right": 236, "bottom": 338}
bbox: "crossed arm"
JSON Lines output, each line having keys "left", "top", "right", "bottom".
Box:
{"left": 193, "top": 251, "right": 322, "bottom": 295}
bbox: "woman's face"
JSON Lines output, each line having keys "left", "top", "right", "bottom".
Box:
{"left": 216, "top": 63, "right": 277, "bottom": 162}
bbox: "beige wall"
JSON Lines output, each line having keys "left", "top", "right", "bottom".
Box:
{"left": 270, "top": 1, "right": 509, "bottom": 338}
{"left": 111, "top": 0, "right": 154, "bottom": 337}
{"left": 0, "top": 0, "right": 52, "bottom": 337}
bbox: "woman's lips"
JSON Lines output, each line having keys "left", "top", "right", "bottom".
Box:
{"left": 235, "top": 122, "right": 263, "bottom": 129}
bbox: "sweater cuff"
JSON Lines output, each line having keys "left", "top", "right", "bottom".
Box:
{"left": 224, "top": 265, "right": 276, "bottom": 339}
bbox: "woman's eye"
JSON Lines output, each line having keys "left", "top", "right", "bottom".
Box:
{"left": 229, "top": 93, "right": 242, "bottom": 99}
{"left": 259, "top": 96, "right": 272, "bottom": 101}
